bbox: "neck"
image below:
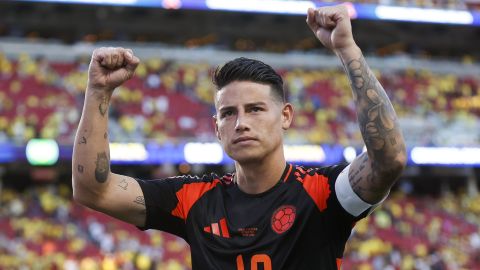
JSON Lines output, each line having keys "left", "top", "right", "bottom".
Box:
{"left": 234, "top": 151, "right": 287, "bottom": 194}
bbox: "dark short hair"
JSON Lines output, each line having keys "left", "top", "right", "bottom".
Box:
{"left": 212, "top": 57, "right": 285, "bottom": 102}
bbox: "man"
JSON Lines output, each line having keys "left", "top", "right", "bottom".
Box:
{"left": 72, "top": 4, "right": 406, "bottom": 269}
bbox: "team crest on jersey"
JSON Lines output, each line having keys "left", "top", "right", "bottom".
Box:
{"left": 271, "top": 205, "right": 296, "bottom": 234}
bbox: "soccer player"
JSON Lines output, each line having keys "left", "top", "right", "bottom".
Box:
{"left": 72, "top": 4, "right": 406, "bottom": 269}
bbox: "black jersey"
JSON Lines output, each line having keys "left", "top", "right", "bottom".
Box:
{"left": 136, "top": 163, "right": 371, "bottom": 270}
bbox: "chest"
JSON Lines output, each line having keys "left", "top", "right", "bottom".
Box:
{"left": 189, "top": 183, "right": 321, "bottom": 243}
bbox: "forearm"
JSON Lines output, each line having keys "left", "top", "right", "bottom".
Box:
{"left": 72, "top": 89, "right": 112, "bottom": 202}
{"left": 338, "top": 46, "right": 406, "bottom": 185}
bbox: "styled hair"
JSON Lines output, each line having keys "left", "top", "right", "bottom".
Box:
{"left": 212, "top": 57, "right": 285, "bottom": 102}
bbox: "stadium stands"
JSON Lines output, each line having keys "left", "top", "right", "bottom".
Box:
{"left": 1, "top": 1, "right": 479, "bottom": 267}
{"left": 0, "top": 184, "right": 191, "bottom": 270}
{"left": 342, "top": 191, "right": 480, "bottom": 269}
{"left": 1, "top": 51, "right": 479, "bottom": 147}
{"left": 1, "top": 184, "right": 479, "bottom": 269}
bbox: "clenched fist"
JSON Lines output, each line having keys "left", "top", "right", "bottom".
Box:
{"left": 87, "top": 47, "right": 140, "bottom": 92}
{"left": 306, "top": 5, "right": 357, "bottom": 54}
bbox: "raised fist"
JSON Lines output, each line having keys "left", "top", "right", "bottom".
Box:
{"left": 87, "top": 47, "right": 140, "bottom": 92}
{"left": 306, "top": 5, "right": 356, "bottom": 53}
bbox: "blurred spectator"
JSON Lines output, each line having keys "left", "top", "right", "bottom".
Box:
{"left": 1, "top": 183, "right": 479, "bottom": 269}
{"left": 0, "top": 53, "right": 480, "bottom": 147}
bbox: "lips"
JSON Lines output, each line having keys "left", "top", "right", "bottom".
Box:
{"left": 233, "top": 136, "right": 257, "bottom": 144}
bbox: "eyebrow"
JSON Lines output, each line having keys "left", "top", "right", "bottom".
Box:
{"left": 245, "top": 102, "right": 267, "bottom": 107}
{"left": 218, "top": 102, "right": 267, "bottom": 112}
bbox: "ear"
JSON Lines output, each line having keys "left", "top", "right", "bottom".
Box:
{"left": 213, "top": 115, "right": 221, "bottom": 140}
{"left": 281, "top": 103, "right": 294, "bottom": 130}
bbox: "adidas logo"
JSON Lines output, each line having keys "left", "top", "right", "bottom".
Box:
{"left": 203, "top": 218, "right": 230, "bottom": 238}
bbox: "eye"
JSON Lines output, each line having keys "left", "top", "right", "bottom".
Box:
{"left": 220, "top": 110, "right": 234, "bottom": 118}
{"left": 251, "top": 106, "right": 263, "bottom": 112}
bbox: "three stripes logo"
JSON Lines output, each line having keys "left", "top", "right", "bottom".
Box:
{"left": 204, "top": 218, "right": 230, "bottom": 238}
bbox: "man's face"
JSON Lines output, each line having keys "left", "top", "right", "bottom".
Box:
{"left": 214, "top": 81, "right": 293, "bottom": 164}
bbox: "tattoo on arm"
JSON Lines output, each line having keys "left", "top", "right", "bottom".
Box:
{"left": 117, "top": 179, "right": 128, "bottom": 190}
{"left": 98, "top": 96, "right": 109, "bottom": 117}
{"left": 349, "top": 153, "right": 366, "bottom": 183}
{"left": 349, "top": 153, "right": 385, "bottom": 198}
{"left": 344, "top": 57, "right": 406, "bottom": 197}
{"left": 133, "top": 196, "right": 145, "bottom": 206}
{"left": 77, "top": 164, "right": 84, "bottom": 173}
{"left": 345, "top": 57, "right": 405, "bottom": 158}
{"left": 78, "top": 129, "right": 91, "bottom": 144}
{"left": 104, "top": 132, "right": 108, "bottom": 140}
{"left": 349, "top": 152, "right": 368, "bottom": 196}
{"left": 94, "top": 151, "right": 109, "bottom": 183}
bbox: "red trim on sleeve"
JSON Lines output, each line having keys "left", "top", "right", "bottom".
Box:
{"left": 300, "top": 174, "right": 331, "bottom": 212}
{"left": 336, "top": 258, "right": 342, "bottom": 269}
{"left": 171, "top": 179, "right": 221, "bottom": 221}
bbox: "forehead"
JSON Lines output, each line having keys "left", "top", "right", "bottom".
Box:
{"left": 215, "top": 81, "right": 274, "bottom": 108}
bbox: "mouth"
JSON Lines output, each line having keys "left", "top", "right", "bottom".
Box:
{"left": 233, "top": 136, "right": 257, "bottom": 144}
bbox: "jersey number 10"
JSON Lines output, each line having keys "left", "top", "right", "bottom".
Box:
{"left": 236, "top": 254, "right": 272, "bottom": 270}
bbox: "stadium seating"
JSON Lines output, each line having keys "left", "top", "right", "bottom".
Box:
{"left": 0, "top": 184, "right": 191, "bottom": 270}
{"left": 1, "top": 52, "right": 479, "bottom": 147}
{"left": 1, "top": 1, "right": 479, "bottom": 269}
{"left": 1, "top": 184, "right": 479, "bottom": 269}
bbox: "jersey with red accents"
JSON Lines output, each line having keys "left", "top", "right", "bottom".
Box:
{"left": 136, "top": 163, "right": 372, "bottom": 270}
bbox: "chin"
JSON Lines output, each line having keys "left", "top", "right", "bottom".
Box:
{"left": 228, "top": 149, "right": 264, "bottom": 164}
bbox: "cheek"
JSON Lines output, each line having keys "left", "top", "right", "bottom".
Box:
{"left": 264, "top": 115, "right": 283, "bottom": 131}
{"left": 217, "top": 122, "right": 230, "bottom": 139}
{"left": 260, "top": 117, "right": 283, "bottom": 140}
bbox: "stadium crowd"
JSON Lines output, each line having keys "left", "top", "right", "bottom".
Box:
{"left": 0, "top": 183, "right": 191, "bottom": 270}
{"left": 0, "top": 182, "right": 479, "bottom": 269}
{"left": 1, "top": 1, "right": 479, "bottom": 269}
{"left": 0, "top": 51, "right": 479, "bottom": 147}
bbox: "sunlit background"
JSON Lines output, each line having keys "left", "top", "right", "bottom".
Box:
{"left": 0, "top": 0, "right": 480, "bottom": 269}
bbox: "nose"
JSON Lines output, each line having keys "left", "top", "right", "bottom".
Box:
{"left": 234, "top": 112, "right": 249, "bottom": 132}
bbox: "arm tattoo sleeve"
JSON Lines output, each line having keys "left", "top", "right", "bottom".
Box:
{"left": 344, "top": 57, "right": 406, "bottom": 189}
{"left": 117, "top": 178, "right": 128, "bottom": 190}
{"left": 94, "top": 151, "right": 110, "bottom": 183}
{"left": 98, "top": 96, "right": 109, "bottom": 117}
{"left": 133, "top": 196, "right": 145, "bottom": 206}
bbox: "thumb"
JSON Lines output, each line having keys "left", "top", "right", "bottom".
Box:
{"left": 306, "top": 8, "right": 318, "bottom": 32}
{"left": 124, "top": 50, "right": 140, "bottom": 73}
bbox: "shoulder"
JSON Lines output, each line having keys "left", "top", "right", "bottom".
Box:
{"left": 287, "top": 164, "right": 349, "bottom": 213}
{"left": 291, "top": 163, "right": 349, "bottom": 182}
{"left": 136, "top": 172, "right": 235, "bottom": 193}
{"left": 157, "top": 172, "right": 234, "bottom": 185}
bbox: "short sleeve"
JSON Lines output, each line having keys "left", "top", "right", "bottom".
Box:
{"left": 135, "top": 176, "right": 193, "bottom": 239}
{"left": 335, "top": 164, "right": 387, "bottom": 218}
{"left": 316, "top": 164, "right": 373, "bottom": 223}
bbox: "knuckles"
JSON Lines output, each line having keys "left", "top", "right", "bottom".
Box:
{"left": 312, "top": 5, "right": 348, "bottom": 22}
{"left": 92, "top": 47, "right": 138, "bottom": 69}
{"left": 93, "top": 47, "right": 132, "bottom": 59}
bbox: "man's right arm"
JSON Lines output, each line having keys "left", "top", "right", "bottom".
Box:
{"left": 72, "top": 47, "right": 146, "bottom": 226}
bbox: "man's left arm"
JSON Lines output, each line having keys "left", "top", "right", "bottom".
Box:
{"left": 307, "top": 5, "right": 407, "bottom": 204}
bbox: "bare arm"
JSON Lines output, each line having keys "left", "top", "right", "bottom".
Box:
{"left": 338, "top": 46, "right": 406, "bottom": 203}
{"left": 307, "top": 6, "right": 407, "bottom": 203}
{"left": 72, "top": 47, "right": 146, "bottom": 226}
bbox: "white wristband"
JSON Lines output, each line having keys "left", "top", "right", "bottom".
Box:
{"left": 335, "top": 165, "right": 378, "bottom": 217}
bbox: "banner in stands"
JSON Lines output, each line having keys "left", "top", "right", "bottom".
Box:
{"left": 0, "top": 141, "right": 476, "bottom": 166}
